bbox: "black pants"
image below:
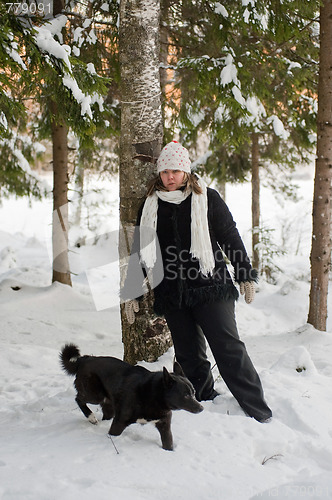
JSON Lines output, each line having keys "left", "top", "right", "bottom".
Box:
{"left": 164, "top": 299, "right": 272, "bottom": 422}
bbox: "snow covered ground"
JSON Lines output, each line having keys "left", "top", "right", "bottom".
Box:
{"left": 1, "top": 166, "right": 332, "bottom": 500}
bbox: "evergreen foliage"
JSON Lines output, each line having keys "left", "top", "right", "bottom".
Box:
{"left": 163, "top": 0, "right": 319, "bottom": 183}
{"left": 0, "top": 0, "right": 118, "bottom": 197}
{"left": 64, "top": 0, "right": 121, "bottom": 172}
{"left": 0, "top": 4, "right": 42, "bottom": 196}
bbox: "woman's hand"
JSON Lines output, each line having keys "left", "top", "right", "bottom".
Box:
{"left": 239, "top": 281, "right": 255, "bottom": 304}
{"left": 124, "top": 299, "right": 140, "bottom": 324}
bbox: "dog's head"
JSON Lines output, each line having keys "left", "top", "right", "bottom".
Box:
{"left": 162, "top": 362, "right": 204, "bottom": 414}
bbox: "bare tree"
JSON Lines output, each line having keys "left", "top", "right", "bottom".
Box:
{"left": 119, "top": 0, "right": 172, "bottom": 364}
{"left": 308, "top": 0, "right": 332, "bottom": 331}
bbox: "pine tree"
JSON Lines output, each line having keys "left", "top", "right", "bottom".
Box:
{"left": 162, "top": 0, "right": 319, "bottom": 271}
{"left": 0, "top": 5, "right": 45, "bottom": 197}
{"left": 0, "top": 2, "right": 113, "bottom": 285}
{"left": 65, "top": 0, "right": 121, "bottom": 232}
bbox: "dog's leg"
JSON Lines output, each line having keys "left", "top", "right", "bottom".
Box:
{"left": 108, "top": 417, "right": 128, "bottom": 436}
{"left": 101, "top": 398, "right": 114, "bottom": 421}
{"left": 155, "top": 412, "right": 173, "bottom": 451}
{"left": 75, "top": 396, "right": 98, "bottom": 425}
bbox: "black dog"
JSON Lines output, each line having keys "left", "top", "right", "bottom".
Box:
{"left": 60, "top": 344, "right": 203, "bottom": 450}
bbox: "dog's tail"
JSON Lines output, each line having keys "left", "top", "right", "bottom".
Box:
{"left": 60, "top": 343, "right": 81, "bottom": 375}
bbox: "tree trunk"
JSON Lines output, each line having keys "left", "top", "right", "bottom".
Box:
{"left": 50, "top": 101, "right": 72, "bottom": 286}
{"left": 251, "top": 132, "right": 260, "bottom": 271}
{"left": 307, "top": 0, "right": 332, "bottom": 331}
{"left": 160, "top": 0, "right": 170, "bottom": 123}
{"left": 73, "top": 149, "right": 85, "bottom": 229}
{"left": 119, "top": 0, "right": 172, "bottom": 364}
{"left": 216, "top": 180, "right": 226, "bottom": 201}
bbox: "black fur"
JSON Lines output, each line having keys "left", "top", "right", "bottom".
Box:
{"left": 60, "top": 344, "right": 203, "bottom": 450}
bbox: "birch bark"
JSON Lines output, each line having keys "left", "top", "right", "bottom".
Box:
{"left": 119, "top": 0, "right": 172, "bottom": 363}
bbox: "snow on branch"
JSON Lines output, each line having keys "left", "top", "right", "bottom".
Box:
{"left": 5, "top": 35, "right": 27, "bottom": 70}
{"left": 33, "top": 15, "right": 99, "bottom": 119}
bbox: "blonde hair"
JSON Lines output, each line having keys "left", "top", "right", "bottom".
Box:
{"left": 146, "top": 172, "right": 203, "bottom": 197}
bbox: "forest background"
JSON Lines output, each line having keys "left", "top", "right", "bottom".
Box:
{"left": 1, "top": 0, "right": 332, "bottom": 363}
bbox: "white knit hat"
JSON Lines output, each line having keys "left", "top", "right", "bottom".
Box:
{"left": 156, "top": 141, "right": 191, "bottom": 173}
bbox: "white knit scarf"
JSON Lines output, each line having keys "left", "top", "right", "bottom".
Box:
{"left": 140, "top": 176, "right": 215, "bottom": 276}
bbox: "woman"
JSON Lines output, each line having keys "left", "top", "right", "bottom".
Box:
{"left": 123, "top": 141, "right": 272, "bottom": 423}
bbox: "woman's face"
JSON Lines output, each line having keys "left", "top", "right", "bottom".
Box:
{"left": 160, "top": 169, "right": 185, "bottom": 191}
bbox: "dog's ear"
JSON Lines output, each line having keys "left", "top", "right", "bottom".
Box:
{"left": 173, "top": 361, "right": 185, "bottom": 377}
{"left": 163, "top": 367, "right": 174, "bottom": 387}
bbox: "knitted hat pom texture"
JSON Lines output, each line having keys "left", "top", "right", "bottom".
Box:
{"left": 156, "top": 140, "right": 191, "bottom": 173}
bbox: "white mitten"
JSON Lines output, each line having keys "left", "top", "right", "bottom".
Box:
{"left": 239, "top": 281, "right": 255, "bottom": 304}
{"left": 124, "top": 299, "right": 140, "bottom": 324}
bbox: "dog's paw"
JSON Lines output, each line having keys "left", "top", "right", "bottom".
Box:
{"left": 88, "top": 413, "right": 98, "bottom": 425}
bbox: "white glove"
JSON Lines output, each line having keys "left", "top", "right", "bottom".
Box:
{"left": 124, "top": 299, "right": 139, "bottom": 324}
{"left": 239, "top": 281, "right": 255, "bottom": 304}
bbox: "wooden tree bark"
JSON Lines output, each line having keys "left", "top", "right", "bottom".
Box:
{"left": 119, "top": 0, "right": 172, "bottom": 364}
{"left": 307, "top": 0, "right": 332, "bottom": 331}
{"left": 251, "top": 132, "right": 260, "bottom": 271}
{"left": 50, "top": 101, "right": 72, "bottom": 286}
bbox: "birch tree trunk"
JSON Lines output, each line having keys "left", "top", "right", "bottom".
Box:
{"left": 119, "top": 0, "right": 172, "bottom": 364}
{"left": 50, "top": 101, "right": 72, "bottom": 286}
{"left": 251, "top": 132, "right": 260, "bottom": 271}
{"left": 307, "top": 0, "right": 332, "bottom": 331}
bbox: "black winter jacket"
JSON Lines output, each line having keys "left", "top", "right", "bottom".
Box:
{"left": 122, "top": 187, "right": 257, "bottom": 316}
